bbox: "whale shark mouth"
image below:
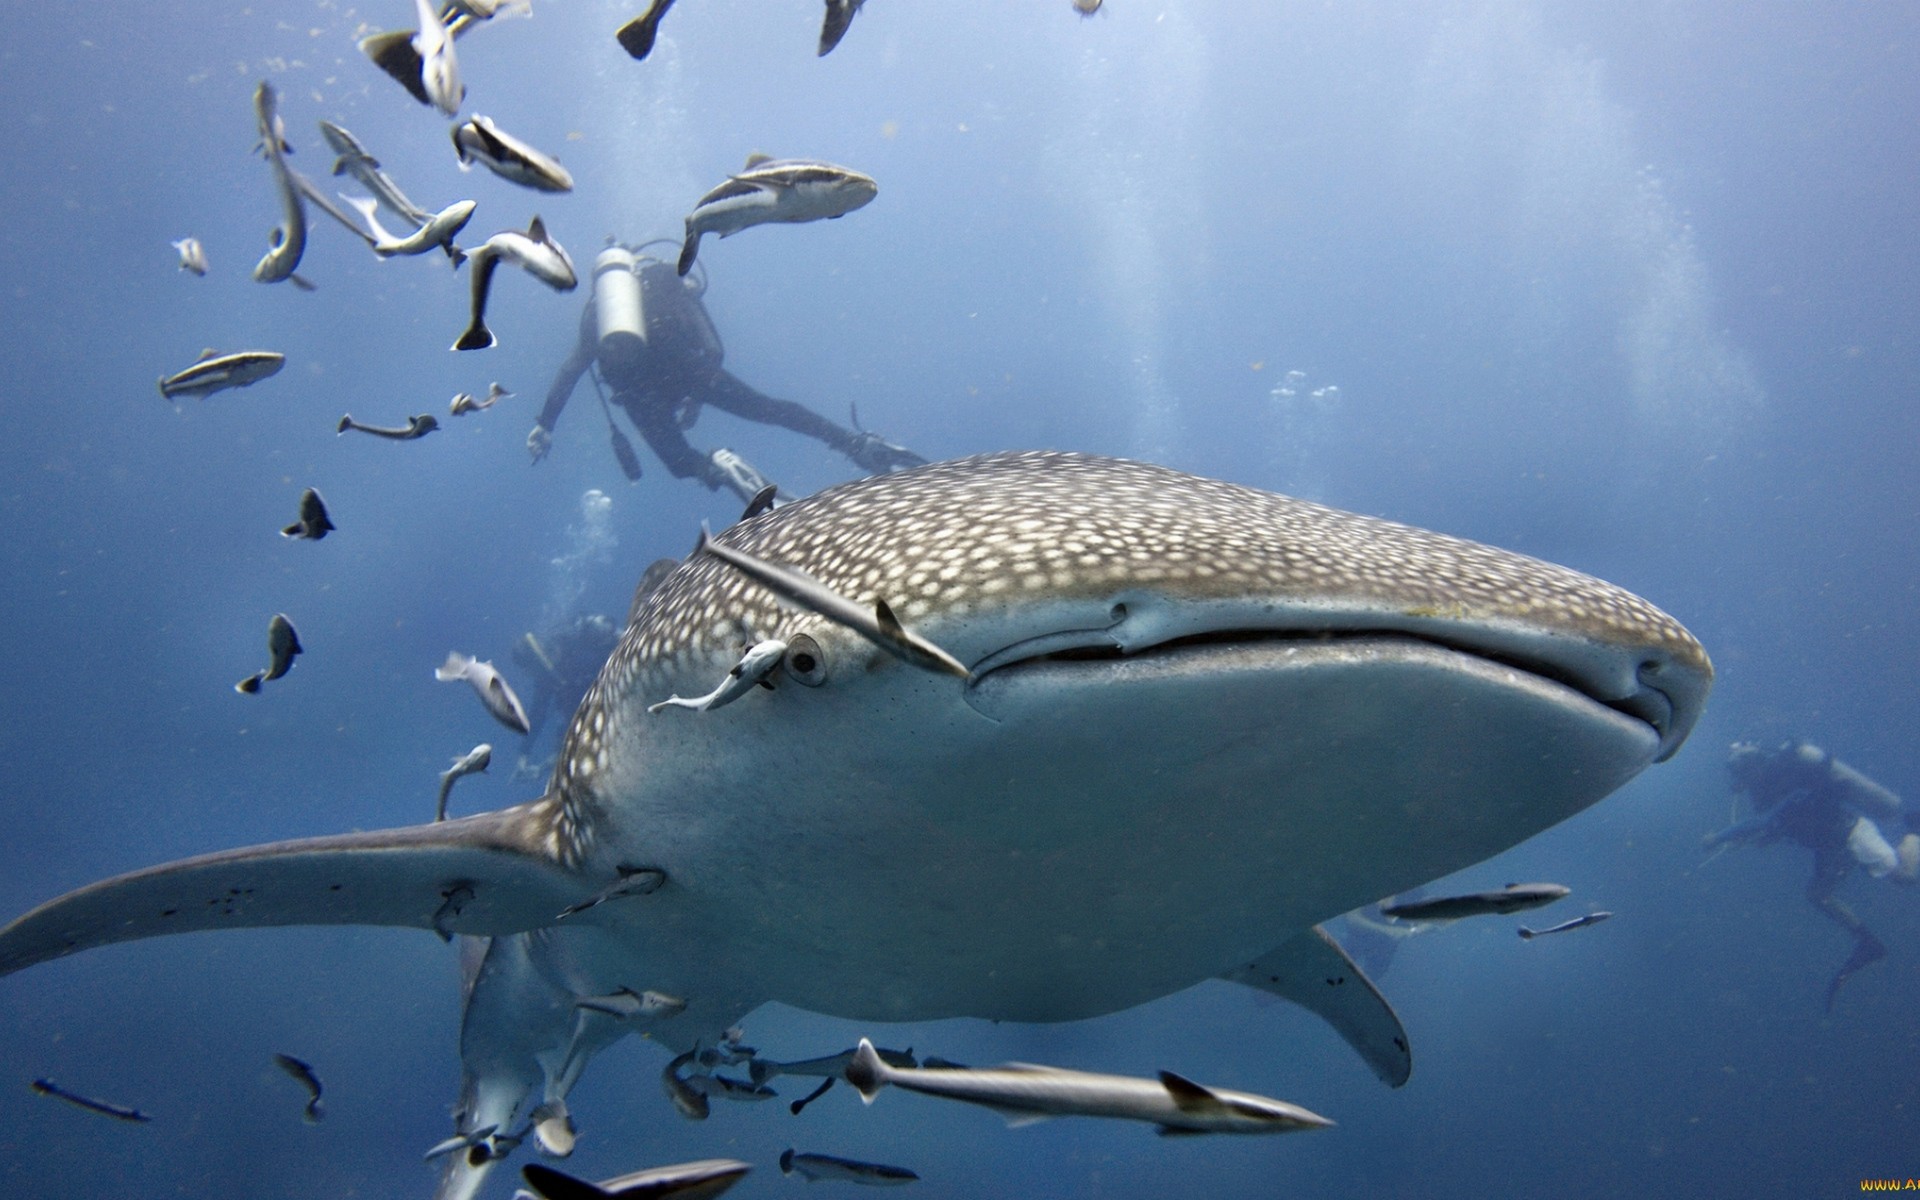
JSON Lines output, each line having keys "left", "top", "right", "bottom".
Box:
{"left": 966, "top": 621, "right": 1684, "bottom": 754}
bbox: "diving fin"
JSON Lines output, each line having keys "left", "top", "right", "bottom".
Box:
{"left": 1219, "top": 924, "right": 1412, "bottom": 1088}
{"left": 0, "top": 800, "right": 589, "bottom": 977}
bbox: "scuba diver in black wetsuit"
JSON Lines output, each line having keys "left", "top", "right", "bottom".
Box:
{"left": 527, "top": 241, "right": 925, "bottom": 503}
{"left": 1704, "top": 739, "right": 1920, "bottom": 1011}
{"left": 507, "top": 612, "right": 621, "bottom": 782}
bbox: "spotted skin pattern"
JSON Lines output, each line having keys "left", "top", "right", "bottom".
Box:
{"left": 542, "top": 451, "right": 1708, "bottom": 867}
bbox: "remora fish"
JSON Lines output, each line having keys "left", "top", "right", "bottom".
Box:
{"left": 450, "top": 382, "right": 511, "bottom": 415}
{"left": 319, "top": 120, "right": 432, "bottom": 228}
{"left": 780, "top": 1149, "right": 918, "bottom": 1187}
{"left": 342, "top": 193, "right": 475, "bottom": 262}
{"left": 437, "top": 743, "right": 493, "bottom": 822}
{"left": 157, "top": 348, "right": 285, "bottom": 401}
{"left": 452, "top": 115, "right": 575, "bottom": 193}
{"left": 272, "top": 1053, "right": 325, "bottom": 1124}
{"left": 749, "top": 1043, "right": 915, "bottom": 1085}
{"left": 250, "top": 81, "right": 313, "bottom": 290}
{"left": 677, "top": 155, "right": 877, "bottom": 276}
{"left": 454, "top": 216, "right": 578, "bottom": 350}
{"left": 616, "top": 0, "right": 676, "bottom": 61}
{"left": 413, "top": 0, "right": 464, "bottom": 116}
{"left": 575, "top": 987, "right": 687, "bottom": 1022}
{"left": 29, "top": 1078, "right": 151, "bottom": 1123}
{"left": 436, "top": 652, "right": 532, "bottom": 734}
{"left": 280, "top": 488, "right": 335, "bottom": 541}
{"left": 235, "top": 613, "right": 302, "bottom": 695}
{"left": 844, "top": 1038, "right": 1332, "bottom": 1135}
{"left": 693, "top": 527, "right": 967, "bottom": 678}
{"left": 172, "top": 237, "right": 208, "bottom": 275}
{"left": 0, "top": 452, "right": 1712, "bottom": 1198}
{"left": 518, "top": 1158, "right": 751, "bottom": 1200}
{"left": 337, "top": 413, "right": 440, "bottom": 440}
{"left": 1518, "top": 911, "right": 1614, "bottom": 940}
{"left": 1380, "top": 882, "right": 1570, "bottom": 923}
{"left": 647, "top": 639, "right": 788, "bottom": 713}
{"left": 817, "top": 0, "right": 867, "bottom": 56}
{"left": 360, "top": 1, "right": 528, "bottom": 106}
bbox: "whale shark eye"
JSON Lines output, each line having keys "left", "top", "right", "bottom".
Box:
{"left": 784, "top": 634, "right": 828, "bottom": 687}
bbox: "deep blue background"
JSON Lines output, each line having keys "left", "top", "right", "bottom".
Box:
{"left": 0, "top": 2, "right": 1915, "bottom": 1196}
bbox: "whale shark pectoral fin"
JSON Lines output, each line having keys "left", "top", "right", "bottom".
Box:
{"left": 1218, "top": 924, "right": 1412, "bottom": 1089}
{"left": 0, "top": 800, "right": 586, "bottom": 978}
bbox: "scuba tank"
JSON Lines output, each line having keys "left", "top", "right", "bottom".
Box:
{"left": 592, "top": 244, "right": 648, "bottom": 380}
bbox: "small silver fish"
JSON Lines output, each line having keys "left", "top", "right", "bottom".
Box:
{"left": 780, "top": 1149, "right": 918, "bottom": 1187}
{"left": 1518, "top": 911, "right": 1614, "bottom": 940}
{"left": 678, "top": 155, "right": 877, "bottom": 276}
{"left": 1072, "top": 0, "right": 1103, "bottom": 15}
{"left": 342, "top": 194, "right": 475, "bottom": 261}
{"left": 320, "top": 120, "right": 432, "bottom": 229}
{"left": 236, "top": 613, "right": 302, "bottom": 695}
{"left": 251, "top": 82, "right": 313, "bottom": 290}
{"left": 843, "top": 1038, "right": 1333, "bottom": 1135}
{"left": 749, "top": 1044, "right": 915, "bottom": 1085}
{"left": 454, "top": 216, "right": 578, "bottom": 351}
{"left": 452, "top": 115, "right": 574, "bottom": 192}
{"left": 648, "top": 639, "right": 788, "bottom": 714}
{"left": 158, "top": 348, "right": 285, "bottom": 401}
{"left": 517, "top": 1158, "right": 751, "bottom": 1200}
{"left": 1380, "top": 882, "right": 1570, "bottom": 923}
{"left": 280, "top": 488, "right": 334, "bottom": 541}
{"left": 337, "top": 413, "right": 440, "bottom": 440}
{"left": 172, "top": 238, "right": 208, "bottom": 276}
{"left": 555, "top": 866, "right": 666, "bottom": 920}
{"left": 413, "top": 0, "right": 464, "bottom": 116}
{"left": 272, "top": 1053, "right": 325, "bottom": 1124}
{"left": 435, "top": 743, "right": 492, "bottom": 822}
{"left": 29, "top": 1078, "right": 151, "bottom": 1124}
{"left": 574, "top": 987, "right": 687, "bottom": 1022}
{"left": 449, "top": 382, "right": 511, "bottom": 415}
{"left": 818, "top": 0, "right": 867, "bottom": 56}
{"left": 435, "top": 652, "right": 531, "bottom": 734}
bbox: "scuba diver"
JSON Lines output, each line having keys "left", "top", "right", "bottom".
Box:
{"left": 1704, "top": 739, "right": 1920, "bottom": 1011}
{"left": 527, "top": 240, "right": 925, "bottom": 503}
{"left": 509, "top": 613, "right": 621, "bottom": 780}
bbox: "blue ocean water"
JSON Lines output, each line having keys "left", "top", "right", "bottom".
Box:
{"left": 1, "top": 2, "right": 1915, "bottom": 1196}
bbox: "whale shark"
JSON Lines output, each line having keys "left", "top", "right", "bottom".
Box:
{"left": 0, "top": 451, "right": 1710, "bottom": 1196}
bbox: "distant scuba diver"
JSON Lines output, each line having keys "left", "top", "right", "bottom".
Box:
{"left": 1704, "top": 739, "right": 1919, "bottom": 1010}
{"left": 527, "top": 240, "right": 924, "bottom": 502}
{"left": 509, "top": 612, "right": 621, "bottom": 782}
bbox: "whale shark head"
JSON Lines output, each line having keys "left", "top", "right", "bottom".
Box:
{"left": 545, "top": 450, "right": 1709, "bottom": 1022}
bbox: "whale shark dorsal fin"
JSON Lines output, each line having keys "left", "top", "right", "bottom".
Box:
{"left": 0, "top": 800, "right": 592, "bottom": 978}
{"left": 1218, "top": 924, "right": 1412, "bottom": 1088}
{"left": 198, "top": 348, "right": 219, "bottom": 361}
{"left": 742, "top": 152, "right": 773, "bottom": 169}
{"left": 527, "top": 215, "right": 549, "bottom": 243}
